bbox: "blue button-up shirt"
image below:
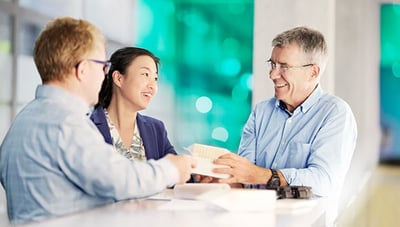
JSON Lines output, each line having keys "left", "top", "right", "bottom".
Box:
{"left": 0, "top": 85, "right": 178, "bottom": 224}
{"left": 238, "top": 86, "right": 357, "bottom": 196}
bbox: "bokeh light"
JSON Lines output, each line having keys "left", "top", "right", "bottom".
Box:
{"left": 195, "top": 96, "right": 213, "bottom": 113}
{"left": 211, "top": 127, "right": 229, "bottom": 142}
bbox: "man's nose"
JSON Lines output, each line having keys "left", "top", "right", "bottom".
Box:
{"left": 269, "top": 68, "right": 281, "bottom": 80}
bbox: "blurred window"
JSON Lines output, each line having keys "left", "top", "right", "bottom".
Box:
{"left": 380, "top": 4, "right": 400, "bottom": 163}
{"left": 136, "top": 0, "right": 254, "bottom": 151}
{"left": 0, "top": 11, "right": 12, "bottom": 141}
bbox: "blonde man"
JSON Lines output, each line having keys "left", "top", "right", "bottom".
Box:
{"left": 0, "top": 17, "right": 194, "bottom": 224}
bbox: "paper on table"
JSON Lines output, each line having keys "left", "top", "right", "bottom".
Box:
{"left": 198, "top": 189, "right": 277, "bottom": 211}
{"left": 173, "top": 183, "right": 231, "bottom": 200}
{"left": 159, "top": 183, "right": 277, "bottom": 212}
{"left": 150, "top": 183, "right": 230, "bottom": 202}
{"left": 158, "top": 183, "right": 230, "bottom": 211}
{"left": 183, "top": 143, "right": 231, "bottom": 179}
{"left": 147, "top": 190, "right": 174, "bottom": 201}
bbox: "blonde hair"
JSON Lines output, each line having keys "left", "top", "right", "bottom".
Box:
{"left": 33, "top": 17, "right": 105, "bottom": 83}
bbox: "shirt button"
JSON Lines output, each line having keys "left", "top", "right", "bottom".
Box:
{"left": 287, "top": 118, "right": 292, "bottom": 123}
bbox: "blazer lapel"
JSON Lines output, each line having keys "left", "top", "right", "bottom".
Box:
{"left": 137, "top": 114, "right": 158, "bottom": 160}
{"left": 90, "top": 107, "right": 113, "bottom": 145}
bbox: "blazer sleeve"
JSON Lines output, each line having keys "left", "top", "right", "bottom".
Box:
{"left": 137, "top": 114, "right": 177, "bottom": 160}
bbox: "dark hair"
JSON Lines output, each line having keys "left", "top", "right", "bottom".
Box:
{"left": 96, "top": 47, "right": 160, "bottom": 108}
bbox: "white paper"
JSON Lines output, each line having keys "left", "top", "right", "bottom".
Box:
{"left": 173, "top": 183, "right": 231, "bottom": 200}
{"left": 198, "top": 189, "right": 277, "bottom": 211}
{"left": 147, "top": 190, "right": 174, "bottom": 201}
{"left": 192, "top": 156, "right": 230, "bottom": 179}
{"left": 181, "top": 143, "right": 231, "bottom": 179}
{"left": 159, "top": 184, "right": 277, "bottom": 212}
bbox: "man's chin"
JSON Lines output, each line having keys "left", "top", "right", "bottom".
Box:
{"left": 274, "top": 92, "right": 284, "bottom": 100}
{"left": 90, "top": 98, "right": 98, "bottom": 106}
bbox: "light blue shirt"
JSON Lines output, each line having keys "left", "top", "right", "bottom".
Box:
{"left": 0, "top": 85, "right": 178, "bottom": 224}
{"left": 238, "top": 86, "right": 357, "bottom": 196}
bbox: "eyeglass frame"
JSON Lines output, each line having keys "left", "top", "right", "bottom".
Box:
{"left": 266, "top": 59, "right": 314, "bottom": 73}
{"left": 75, "top": 59, "right": 111, "bottom": 75}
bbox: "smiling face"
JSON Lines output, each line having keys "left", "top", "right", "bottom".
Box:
{"left": 269, "top": 42, "right": 320, "bottom": 112}
{"left": 112, "top": 55, "right": 158, "bottom": 111}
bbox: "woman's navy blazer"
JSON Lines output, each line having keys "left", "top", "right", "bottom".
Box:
{"left": 90, "top": 107, "right": 177, "bottom": 160}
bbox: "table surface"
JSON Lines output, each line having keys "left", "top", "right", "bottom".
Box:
{"left": 1, "top": 189, "right": 327, "bottom": 227}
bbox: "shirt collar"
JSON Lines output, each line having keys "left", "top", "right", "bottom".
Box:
{"left": 275, "top": 84, "right": 324, "bottom": 114}
{"left": 299, "top": 84, "right": 323, "bottom": 113}
{"left": 35, "top": 85, "right": 93, "bottom": 116}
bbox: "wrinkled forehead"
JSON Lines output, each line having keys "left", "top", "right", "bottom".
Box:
{"left": 271, "top": 43, "right": 304, "bottom": 63}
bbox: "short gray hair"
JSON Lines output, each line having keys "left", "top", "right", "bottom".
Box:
{"left": 272, "top": 26, "right": 328, "bottom": 74}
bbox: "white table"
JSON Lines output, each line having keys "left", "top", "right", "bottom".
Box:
{"left": 1, "top": 189, "right": 328, "bottom": 227}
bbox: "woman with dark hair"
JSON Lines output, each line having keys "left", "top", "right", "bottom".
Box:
{"left": 91, "top": 47, "right": 177, "bottom": 161}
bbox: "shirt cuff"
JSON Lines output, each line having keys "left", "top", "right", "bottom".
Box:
{"left": 151, "top": 157, "right": 179, "bottom": 187}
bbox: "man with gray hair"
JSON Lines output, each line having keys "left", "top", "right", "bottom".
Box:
{"left": 197, "top": 26, "right": 357, "bottom": 225}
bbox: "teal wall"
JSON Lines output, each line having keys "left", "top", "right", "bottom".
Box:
{"left": 380, "top": 4, "right": 400, "bottom": 161}
{"left": 134, "top": 0, "right": 254, "bottom": 152}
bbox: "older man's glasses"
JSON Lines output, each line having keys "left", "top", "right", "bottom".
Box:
{"left": 267, "top": 59, "right": 313, "bottom": 73}
{"left": 75, "top": 59, "right": 111, "bottom": 75}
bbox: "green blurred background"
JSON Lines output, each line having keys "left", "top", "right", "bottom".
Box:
{"left": 134, "top": 0, "right": 254, "bottom": 152}
{"left": 380, "top": 4, "right": 400, "bottom": 162}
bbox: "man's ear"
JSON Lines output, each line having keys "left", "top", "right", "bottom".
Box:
{"left": 310, "top": 64, "right": 320, "bottom": 80}
{"left": 75, "top": 61, "right": 87, "bottom": 81}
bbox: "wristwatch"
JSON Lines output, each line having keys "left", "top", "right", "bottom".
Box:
{"left": 267, "top": 169, "right": 280, "bottom": 187}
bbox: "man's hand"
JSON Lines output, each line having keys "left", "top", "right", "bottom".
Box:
{"left": 212, "top": 153, "right": 270, "bottom": 184}
{"left": 165, "top": 154, "right": 196, "bottom": 184}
